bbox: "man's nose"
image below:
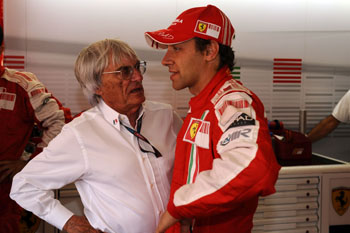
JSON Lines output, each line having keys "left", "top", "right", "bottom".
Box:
{"left": 130, "top": 69, "right": 143, "bottom": 82}
{"left": 161, "top": 50, "right": 172, "bottom": 66}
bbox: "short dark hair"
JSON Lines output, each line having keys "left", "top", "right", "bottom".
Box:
{"left": 194, "top": 37, "right": 235, "bottom": 71}
{"left": 0, "top": 26, "right": 3, "bottom": 45}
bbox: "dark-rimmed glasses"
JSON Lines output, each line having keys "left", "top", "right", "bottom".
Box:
{"left": 103, "top": 61, "right": 146, "bottom": 80}
{"left": 137, "top": 136, "right": 162, "bottom": 158}
{"left": 120, "top": 118, "right": 162, "bottom": 158}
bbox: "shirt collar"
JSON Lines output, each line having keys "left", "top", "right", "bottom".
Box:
{"left": 97, "top": 100, "right": 145, "bottom": 130}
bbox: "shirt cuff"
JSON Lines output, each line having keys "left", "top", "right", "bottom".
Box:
{"left": 43, "top": 202, "right": 74, "bottom": 230}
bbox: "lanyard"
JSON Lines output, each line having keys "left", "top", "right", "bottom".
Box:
{"left": 121, "top": 116, "right": 162, "bottom": 158}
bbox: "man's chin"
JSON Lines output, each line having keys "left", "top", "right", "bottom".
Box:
{"left": 172, "top": 82, "right": 186, "bottom": 91}
{"left": 133, "top": 95, "right": 146, "bottom": 104}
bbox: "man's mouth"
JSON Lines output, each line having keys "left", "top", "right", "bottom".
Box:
{"left": 130, "top": 86, "right": 144, "bottom": 94}
{"left": 170, "top": 71, "right": 179, "bottom": 80}
{"left": 169, "top": 69, "right": 177, "bottom": 74}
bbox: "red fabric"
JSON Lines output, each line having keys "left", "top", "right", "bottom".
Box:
{"left": 0, "top": 0, "right": 3, "bottom": 27}
{"left": 1, "top": 0, "right": 3, "bottom": 65}
{"left": 0, "top": 8, "right": 22, "bottom": 229}
{"left": 145, "top": 5, "right": 234, "bottom": 49}
{"left": 273, "top": 129, "right": 312, "bottom": 160}
{"left": 0, "top": 72, "right": 36, "bottom": 232}
{"left": 0, "top": 67, "right": 69, "bottom": 232}
{"left": 166, "top": 67, "right": 281, "bottom": 233}
{"left": 0, "top": 75, "right": 36, "bottom": 161}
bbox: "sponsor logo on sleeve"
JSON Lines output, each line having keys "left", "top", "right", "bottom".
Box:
{"left": 30, "top": 88, "right": 46, "bottom": 97}
{"left": 225, "top": 113, "right": 255, "bottom": 132}
{"left": 220, "top": 128, "right": 253, "bottom": 146}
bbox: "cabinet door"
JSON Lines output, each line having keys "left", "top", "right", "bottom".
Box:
{"left": 253, "top": 176, "right": 320, "bottom": 233}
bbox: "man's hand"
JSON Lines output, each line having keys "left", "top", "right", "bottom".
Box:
{"left": 155, "top": 210, "right": 179, "bottom": 233}
{"left": 63, "top": 215, "right": 103, "bottom": 233}
{"left": 0, "top": 160, "right": 27, "bottom": 183}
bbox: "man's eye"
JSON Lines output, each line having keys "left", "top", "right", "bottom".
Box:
{"left": 121, "top": 67, "right": 132, "bottom": 75}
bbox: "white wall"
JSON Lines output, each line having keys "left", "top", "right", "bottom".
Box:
{"left": 5, "top": 0, "right": 350, "bottom": 65}
{"left": 4, "top": 0, "right": 350, "bottom": 133}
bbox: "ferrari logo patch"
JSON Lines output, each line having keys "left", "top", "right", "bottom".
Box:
{"left": 332, "top": 187, "right": 350, "bottom": 216}
{"left": 190, "top": 122, "right": 199, "bottom": 139}
{"left": 194, "top": 20, "right": 220, "bottom": 39}
{"left": 183, "top": 117, "right": 210, "bottom": 149}
{"left": 198, "top": 23, "right": 207, "bottom": 32}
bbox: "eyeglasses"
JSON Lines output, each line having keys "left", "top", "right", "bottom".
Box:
{"left": 103, "top": 61, "right": 147, "bottom": 80}
{"left": 137, "top": 137, "right": 162, "bottom": 158}
{"left": 120, "top": 119, "right": 162, "bottom": 158}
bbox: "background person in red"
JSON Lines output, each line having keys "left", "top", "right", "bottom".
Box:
{"left": 0, "top": 25, "right": 69, "bottom": 232}
{"left": 145, "top": 5, "right": 281, "bottom": 233}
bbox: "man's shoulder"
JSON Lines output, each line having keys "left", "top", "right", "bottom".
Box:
{"left": 2, "top": 68, "right": 43, "bottom": 91}
{"left": 342, "top": 89, "right": 350, "bottom": 100}
{"left": 211, "top": 78, "right": 253, "bottom": 105}
{"left": 68, "top": 107, "right": 99, "bottom": 126}
{"left": 3, "top": 68, "right": 39, "bottom": 81}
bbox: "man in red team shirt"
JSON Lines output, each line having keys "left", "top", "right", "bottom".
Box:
{"left": 145, "top": 5, "right": 281, "bottom": 233}
{"left": 0, "top": 25, "right": 69, "bottom": 232}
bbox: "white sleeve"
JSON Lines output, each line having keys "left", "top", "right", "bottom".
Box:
{"left": 10, "top": 125, "right": 86, "bottom": 230}
{"left": 332, "top": 90, "right": 350, "bottom": 123}
{"left": 172, "top": 110, "right": 183, "bottom": 135}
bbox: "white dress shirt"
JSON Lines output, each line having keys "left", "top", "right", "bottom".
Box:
{"left": 10, "top": 100, "right": 183, "bottom": 233}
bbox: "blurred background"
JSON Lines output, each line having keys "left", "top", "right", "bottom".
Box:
{"left": 3, "top": 0, "right": 350, "bottom": 161}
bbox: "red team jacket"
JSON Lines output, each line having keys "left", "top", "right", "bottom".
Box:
{"left": 0, "top": 66, "right": 68, "bottom": 232}
{"left": 167, "top": 67, "right": 281, "bottom": 233}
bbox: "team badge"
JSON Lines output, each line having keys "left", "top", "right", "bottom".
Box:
{"left": 190, "top": 122, "right": 199, "bottom": 139}
{"left": 225, "top": 113, "right": 255, "bottom": 131}
{"left": 194, "top": 20, "right": 220, "bottom": 39}
{"left": 183, "top": 118, "right": 210, "bottom": 149}
{"left": 198, "top": 23, "right": 207, "bottom": 32}
{"left": 332, "top": 187, "right": 350, "bottom": 216}
{"left": 0, "top": 88, "right": 16, "bottom": 111}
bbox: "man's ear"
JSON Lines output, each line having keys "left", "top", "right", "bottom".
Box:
{"left": 95, "top": 87, "right": 102, "bottom": 95}
{"left": 205, "top": 40, "right": 219, "bottom": 61}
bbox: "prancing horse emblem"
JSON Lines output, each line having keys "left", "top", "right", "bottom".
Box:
{"left": 332, "top": 187, "right": 350, "bottom": 216}
{"left": 198, "top": 23, "right": 207, "bottom": 32}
